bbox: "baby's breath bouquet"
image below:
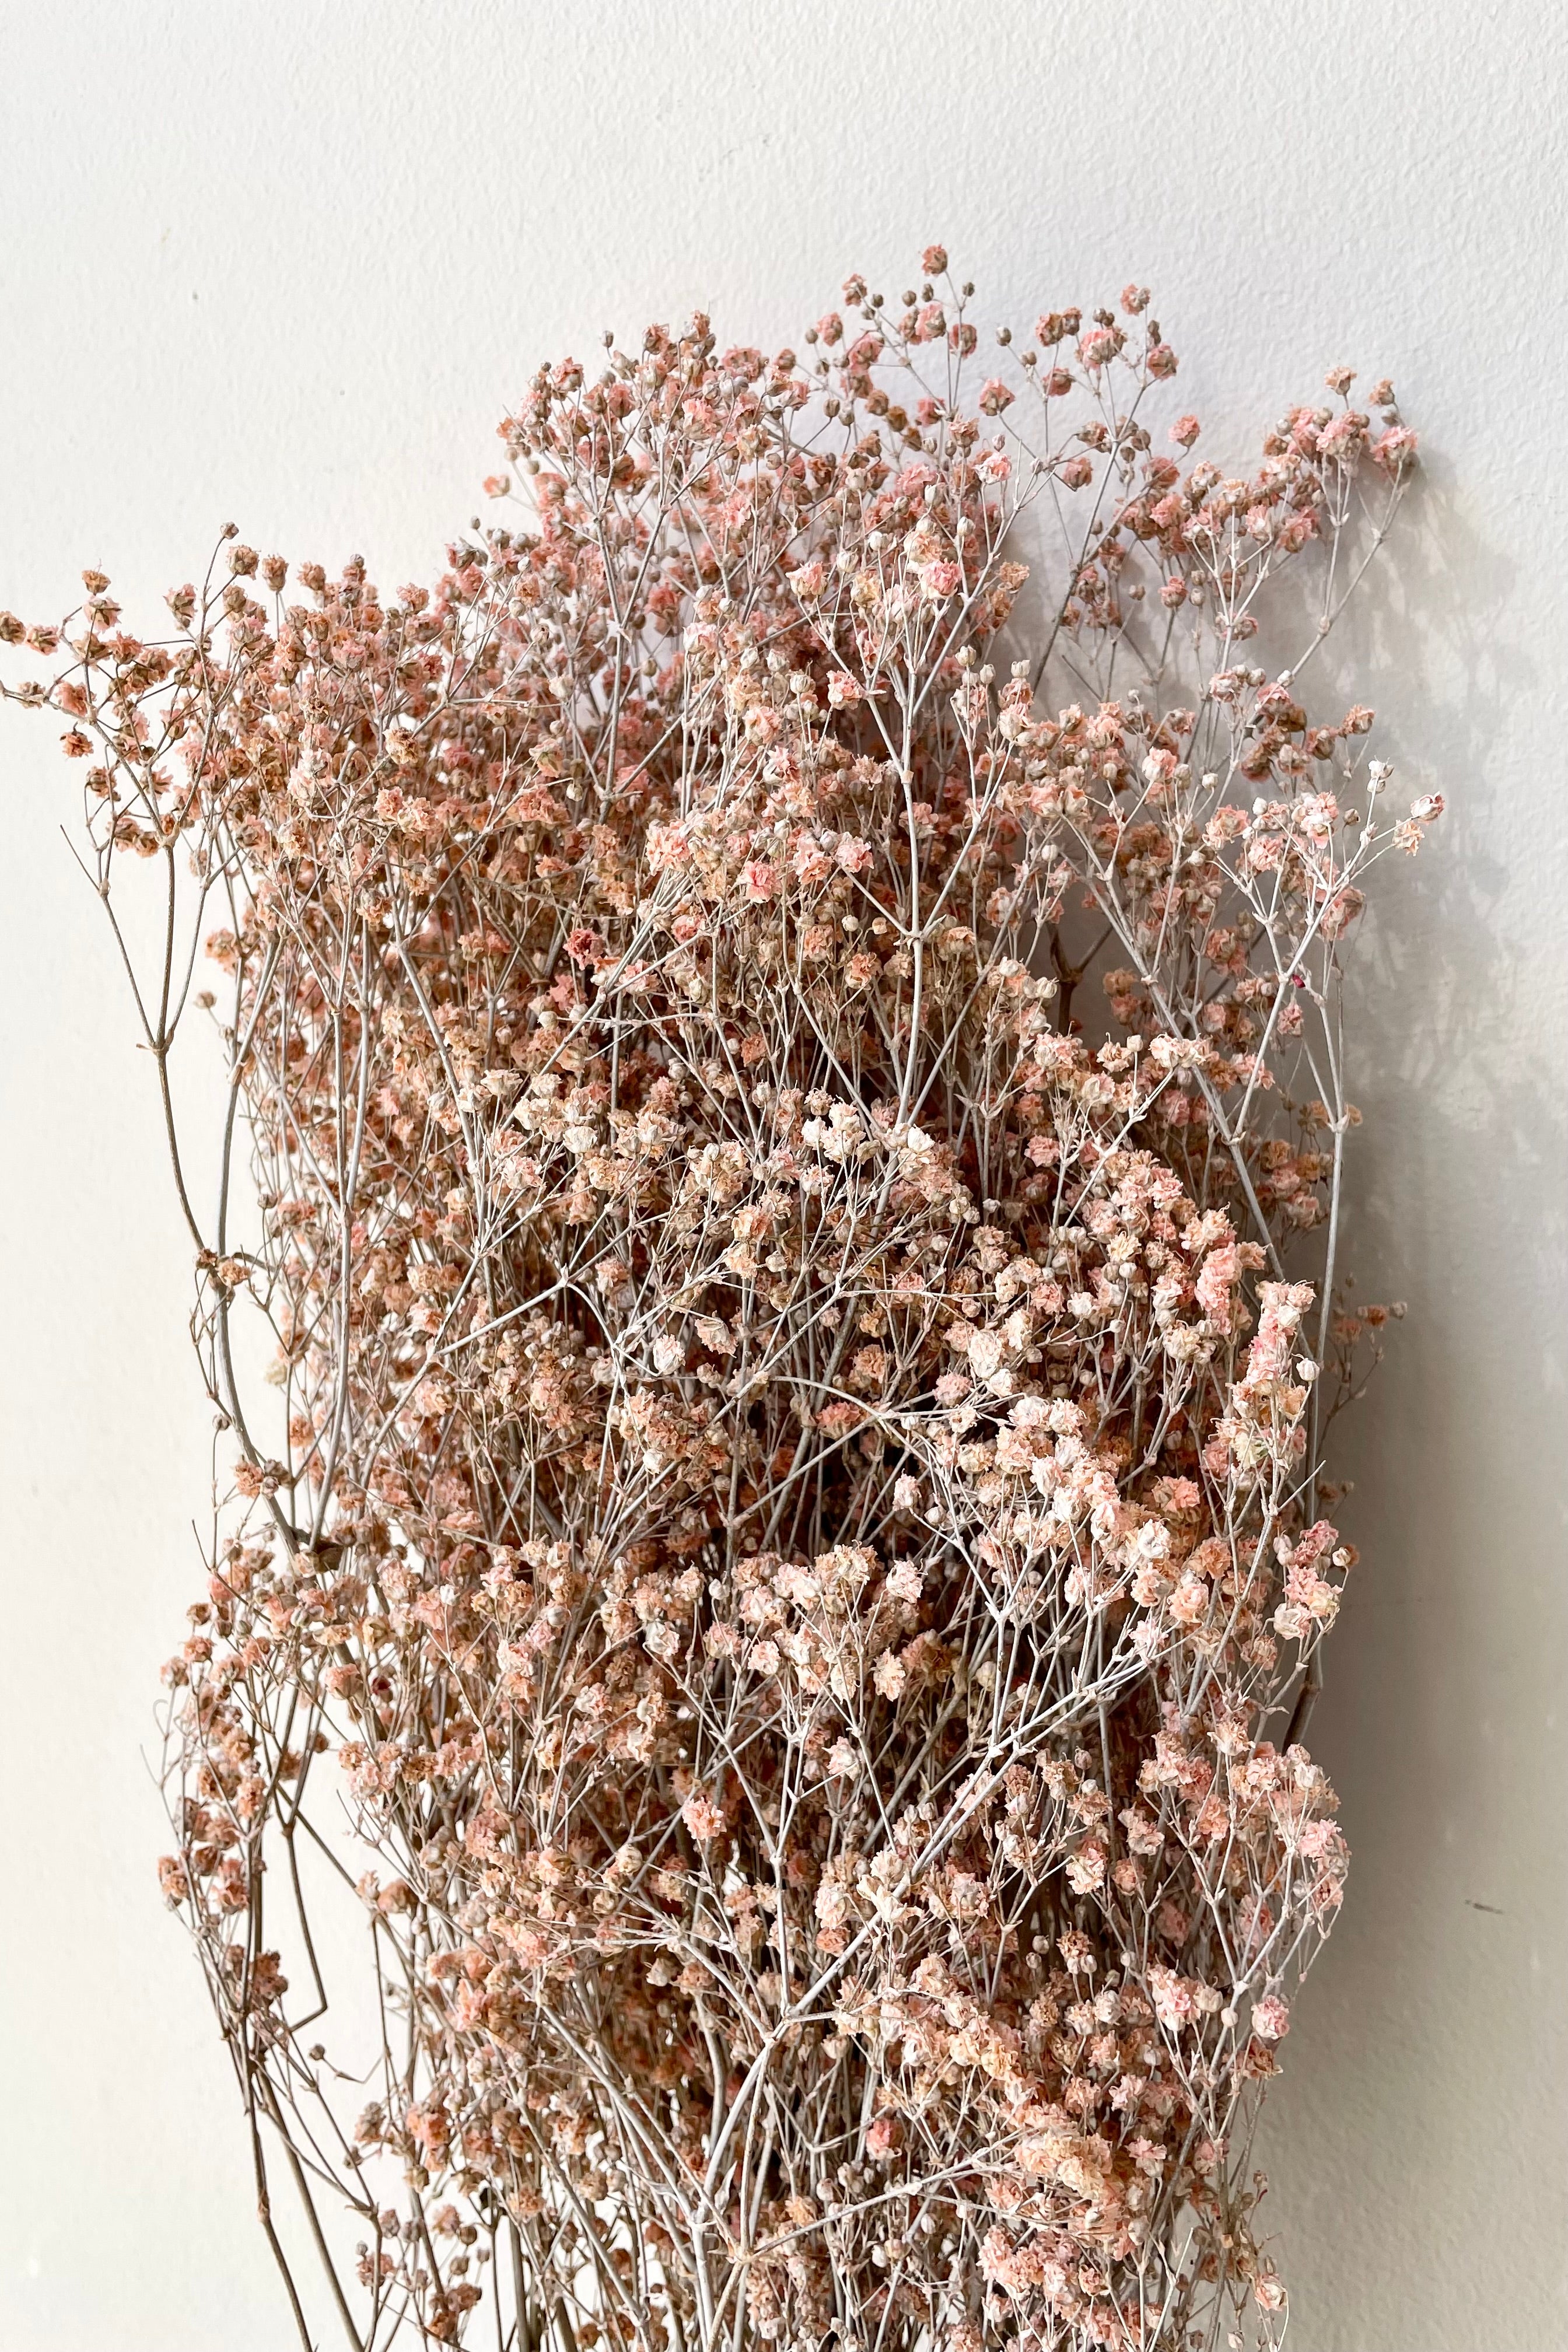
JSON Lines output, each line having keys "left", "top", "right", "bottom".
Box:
{"left": 4, "top": 249, "right": 1433, "bottom": 2352}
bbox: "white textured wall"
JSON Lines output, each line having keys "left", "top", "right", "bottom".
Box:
{"left": 1, "top": 5, "right": 1563, "bottom": 2346}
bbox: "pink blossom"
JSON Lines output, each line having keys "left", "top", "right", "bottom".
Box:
{"left": 5, "top": 261, "right": 1436, "bottom": 2352}
{"left": 1252, "top": 1994, "right": 1291, "bottom": 2042}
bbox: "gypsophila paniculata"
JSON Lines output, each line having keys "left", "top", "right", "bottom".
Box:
{"left": 4, "top": 248, "right": 1435, "bottom": 2352}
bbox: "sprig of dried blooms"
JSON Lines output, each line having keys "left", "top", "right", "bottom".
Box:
{"left": 4, "top": 250, "right": 1436, "bottom": 2352}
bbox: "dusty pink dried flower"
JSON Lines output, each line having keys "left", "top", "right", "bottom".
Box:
{"left": 4, "top": 253, "right": 1434, "bottom": 2352}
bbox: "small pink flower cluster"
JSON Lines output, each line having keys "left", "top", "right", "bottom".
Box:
{"left": 4, "top": 254, "right": 1433, "bottom": 2352}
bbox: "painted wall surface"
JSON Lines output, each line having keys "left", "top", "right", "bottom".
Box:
{"left": 1, "top": 6, "right": 1563, "bottom": 2346}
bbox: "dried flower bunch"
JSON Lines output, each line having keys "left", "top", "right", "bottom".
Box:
{"left": 4, "top": 251, "right": 1434, "bottom": 2352}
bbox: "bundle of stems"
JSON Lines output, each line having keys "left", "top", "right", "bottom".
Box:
{"left": 3, "top": 251, "right": 1433, "bottom": 2352}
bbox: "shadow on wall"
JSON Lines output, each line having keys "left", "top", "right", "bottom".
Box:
{"left": 1255, "top": 461, "right": 1568, "bottom": 2349}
